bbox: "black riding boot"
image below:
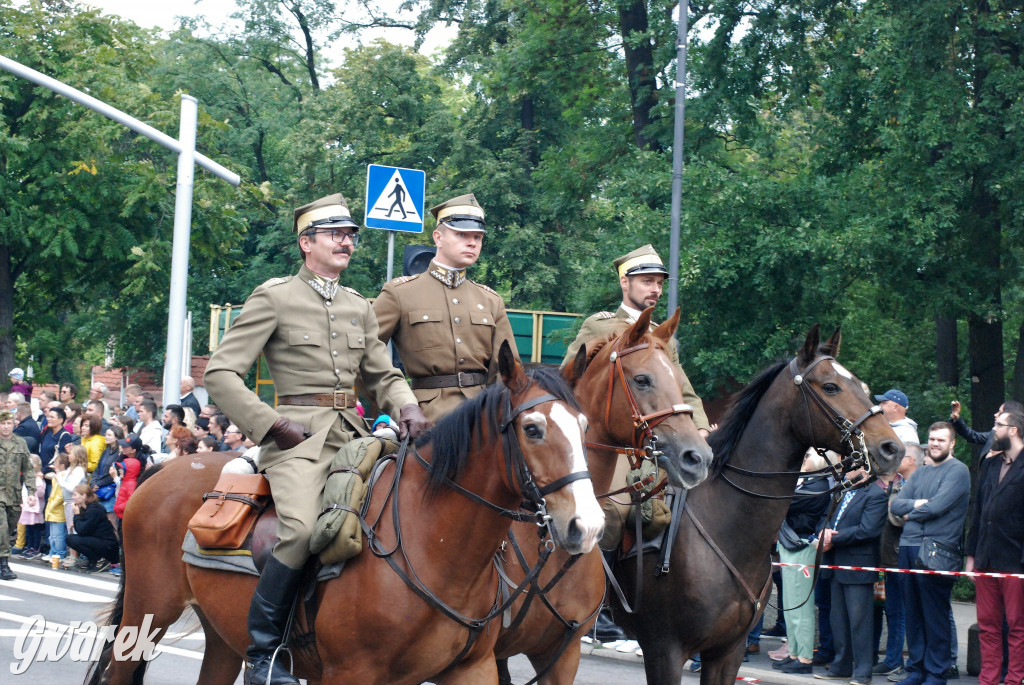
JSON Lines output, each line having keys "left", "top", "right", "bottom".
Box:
{"left": 0, "top": 557, "right": 15, "bottom": 581}
{"left": 244, "top": 555, "right": 303, "bottom": 685}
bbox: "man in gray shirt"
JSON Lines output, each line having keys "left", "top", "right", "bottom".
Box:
{"left": 890, "top": 421, "right": 970, "bottom": 685}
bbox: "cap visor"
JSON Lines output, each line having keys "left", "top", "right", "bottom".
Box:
{"left": 440, "top": 218, "right": 486, "bottom": 231}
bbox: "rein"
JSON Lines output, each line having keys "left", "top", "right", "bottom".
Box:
{"left": 361, "top": 385, "right": 592, "bottom": 676}
{"left": 588, "top": 338, "right": 694, "bottom": 499}
{"left": 663, "top": 353, "right": 884, "bottom": 617}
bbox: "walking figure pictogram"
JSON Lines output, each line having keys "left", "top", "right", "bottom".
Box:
{"left": 386, "top": 181, "right": 407, "bottom": 219}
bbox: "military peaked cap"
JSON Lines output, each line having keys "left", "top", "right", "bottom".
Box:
{"left": 293, "top": 193, "right": 359, "bottom": 233}
{"left": 430, "top": 193, "right": 486, "bottom": 232}
{"left": 614, "top": 244, "right": 669, "bottom": 279}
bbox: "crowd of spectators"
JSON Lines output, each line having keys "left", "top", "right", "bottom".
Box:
{"left": 759, "top": 388, "right": 1023, "bottom": 685}
{"left": 2, "top": 372, "right": 247, "bottom": 576}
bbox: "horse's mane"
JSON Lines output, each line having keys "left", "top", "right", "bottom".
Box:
{"left": 415, "top": 364, "right": 581, "bottom": 495}
{"left": 583, "top": 329, "right": 668, "bottom": 366}
{"left": 707, "top": 360, "right": 788, "bottom": 477}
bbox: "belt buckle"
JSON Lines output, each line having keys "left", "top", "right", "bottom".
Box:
{"left": 332, "top": 391, "right": 349, "bottom": 410}
{"left": 457, "top": 372, "right": 470, "bottom": 388}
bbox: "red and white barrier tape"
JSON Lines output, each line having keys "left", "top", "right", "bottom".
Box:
{"left": 772, "top": 561, "right": 1024, "bottom": 579}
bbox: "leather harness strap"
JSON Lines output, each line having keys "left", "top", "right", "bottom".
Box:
{"left": 411, "top": 371, "right": 487, "bottom": 390}
{"left": 276, "top": 391, "right": 357, "bottom": 409}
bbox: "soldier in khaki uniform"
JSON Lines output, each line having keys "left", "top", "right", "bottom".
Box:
{"left": 373, "top": 193, "right": 518, "bottom": 422}
{"left": 562, "top": 244, "right": 710, "bottom": 433}
{"left": 205, "top": 193, "right": 430, "bottom": 685}
{"left": 0, "top": 409, "right": 33, "bottom": 581}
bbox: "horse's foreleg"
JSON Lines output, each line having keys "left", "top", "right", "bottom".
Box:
{"left": 435, "top": 655, "right": 500, "bottom": 685}
{"left": 700, "top": 638, "right": 748, "bottom": 685}
{"left": 528, "top": 643, "right": 583, "bottom": 685}
{"left": 639, "top": 637, "right": 686, "bottom": 685}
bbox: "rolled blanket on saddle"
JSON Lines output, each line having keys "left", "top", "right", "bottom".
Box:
{"left": 310, "top": 436, "right": 398, "bottom": 564}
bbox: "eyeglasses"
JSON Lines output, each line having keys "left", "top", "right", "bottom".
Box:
{"left": 306, "top": 228, "right": 360, "bottom": 246}
{"left": 994, "top": 422, "right": 1011, "bottom": 428}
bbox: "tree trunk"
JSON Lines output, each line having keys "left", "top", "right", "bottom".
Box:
{"left": 0, "top": 245, "right": 14, "bottom": 379}
{"left": 935, "top": 314, "right": 958, "bottom": 386}
{"left": 1012, "top": 322, "right": 1024, "bottom": 402}
{"left": 617, "top": 0, "right": 660, "bottom": 151}
{"left": 290, "top": 4, "right": 321, "bottom": 92}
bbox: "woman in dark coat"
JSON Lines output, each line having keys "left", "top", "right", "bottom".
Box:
{"left": 66, "top": 484, "right": 119, "bottom": 573}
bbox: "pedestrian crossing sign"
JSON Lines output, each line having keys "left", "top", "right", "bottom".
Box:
{"left": 364, "top": 164, "right": 426, "bottom": 232}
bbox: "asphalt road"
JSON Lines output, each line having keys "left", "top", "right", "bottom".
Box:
{"left": 0, "top": 557, "right": 653, "bottom": 683}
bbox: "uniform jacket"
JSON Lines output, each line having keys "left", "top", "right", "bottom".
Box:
{"left": 965, "top": 452, "right": 1024, "bottom": 571}
{"left": 824, "top": 481, "right": 888, "bottom": 584}
{"left": 373, "top": 261, "right": 517, "bottom": 421}
{"left": 0, "top": 434, "right": 33, "bottom": 506}
{"left": 205, "top": 263, "right": 416, "bottom": 471}
{"left": 560, "top": 306, "right": 710, "bottom": 430}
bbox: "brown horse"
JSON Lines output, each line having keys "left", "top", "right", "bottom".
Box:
{"left": 493, "top": 307, "right": 714, "bottom": 684}
{"left": 612, "top": 325, "right": 905, "bottom": 685}
{"left": 86, "top": 344, "right": 604, "bottom": 684}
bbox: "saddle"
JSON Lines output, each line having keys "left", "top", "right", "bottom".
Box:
{"left": 184, "top": 438, "right": 399, "bottom": 575}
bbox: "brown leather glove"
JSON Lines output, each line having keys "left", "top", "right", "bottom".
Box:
{"left": 398, "top": 404, "right": 432, "bottom": 440}
{"left": 267, "top": 417, "right": 312, "bottom": 451}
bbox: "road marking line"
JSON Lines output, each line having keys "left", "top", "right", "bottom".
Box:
{"left": 8, "top": 561, "right": 120, "bottom": 590}
{"left": 0, "top": 579, "right": 112, "bottom": 603}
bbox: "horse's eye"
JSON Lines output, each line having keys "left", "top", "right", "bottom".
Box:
{"left": 633, "top": 375, "right": 652, "bottom": 388}
{"left": 524, "top": 424, "right": 543, "bottom": 439}
{"left": 822, "top": 383, "right": 840, "bottom": 394}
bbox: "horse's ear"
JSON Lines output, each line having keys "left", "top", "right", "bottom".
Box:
{"left": 561, "top": 344, "right": 587, "bottom": 388}
{"left": 652, "top": 307, "right": 681, "bottom": 343}
{"left": 799, "top": 324, "right": 821, "bottom": 366}
{"left": 499, "top": 340, "right": 529, "bottom": 393}
{"left": 819, "top": 326, "right": 842, "bottom": 358}
{"left": 626, "top": 307, "right": 654, "bottom": 346}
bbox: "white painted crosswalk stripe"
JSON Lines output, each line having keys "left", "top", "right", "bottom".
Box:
{"left": 8, "top": 561, "right": 120, "bottom": 591}
{"left": 1, "top": 578, "right": 112, "bottom": 603}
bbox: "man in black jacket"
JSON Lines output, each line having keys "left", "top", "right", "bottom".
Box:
{"left": 965, "top": 410, "right": 1024, "bottom": 685}
{"left": 949, "top": 400, "right": 1023, "bottom": 465}
{"left": 815, "top": 469, "right": 889, "bottom": 685}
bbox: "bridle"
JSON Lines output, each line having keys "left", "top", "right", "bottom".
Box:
{"left": 586, "top": 337, "right": 695, "bottom": 498}
{"left": 360, "top": 382, "right": 593, "bottom": 676}
{"left": 720, "top": 353, "right": 884, "bottom": 500}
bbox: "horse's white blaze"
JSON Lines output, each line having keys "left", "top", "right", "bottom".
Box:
{"left": 832, "top": 362, "right": 853, "bottom": 379}
{"left": 548, "top": 403, "right": 604, "bottom": 552}
{"left": 658, "top": 356, "right": 676, "bottom": 379}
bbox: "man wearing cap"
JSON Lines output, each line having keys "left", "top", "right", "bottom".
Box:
{"left": 372, "top": 193, "right": 518, "bottom": 422}
{"left": 0, "top": 410, "right": 33, "bottom": 581}
{"left": 205, "top": 192, "right": 429, "bottom": 685}
{"left": 562, "top": 244, "right": 710, "bottom": 433}
{"left": 875, "top": 389, "right": 920, "bottom": 446}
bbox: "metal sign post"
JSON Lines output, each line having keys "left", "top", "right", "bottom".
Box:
{"left": 0, "top": 55, "right": 240, "bottom": 408}
{"left": 666, "top": 2, "right": 688, "bottom": 333}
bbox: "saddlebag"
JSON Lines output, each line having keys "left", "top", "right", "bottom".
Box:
{"left": 188, "top": 473, "right": 272, "bottom": 550}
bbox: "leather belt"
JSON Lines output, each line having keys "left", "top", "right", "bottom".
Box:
{"left": 277, "top": 391, "right": 357, "bottom": 410}
{"left": 411, "top": 371, "right": 487, "bottom": 390}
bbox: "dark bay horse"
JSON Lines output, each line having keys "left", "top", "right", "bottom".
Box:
{"left": 87, "top": 344, "right": 604, "bottom": 685}
{"left": 614, "top": 325, "right": 904, "bottom": 685}
{"left": 494, "top": 307, "right": 714, "bottom": 684}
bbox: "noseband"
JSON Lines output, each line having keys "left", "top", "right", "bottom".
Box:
{"left": 587, "top": 338, "right": 695, "bottom": 482}
{"left": 721, "top": 354, "right": 883, "bottom": 499}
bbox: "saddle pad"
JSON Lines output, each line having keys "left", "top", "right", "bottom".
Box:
{"left": 181, "top": 530, "right": 344, "bottom": 582}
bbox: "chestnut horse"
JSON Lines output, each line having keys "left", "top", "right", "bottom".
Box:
{"left": 494, "top": 307, "right": 714, "bottom": 684}
{"left": 86, "top": 345, "right": 604, "bottom": 684}
{"left": 613, "top": 325, "right": 905, "bottom": 685}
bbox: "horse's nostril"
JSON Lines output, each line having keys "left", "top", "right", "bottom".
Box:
{"left": 567, "top": 517, "right": 583, "bottom": 545}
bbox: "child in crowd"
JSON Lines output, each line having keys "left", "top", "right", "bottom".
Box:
{"left": 42, "top": 454, "right": 68, "bottom": 563}
{"left": 17, "top": 455, "right": 45, "bottom": 559}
